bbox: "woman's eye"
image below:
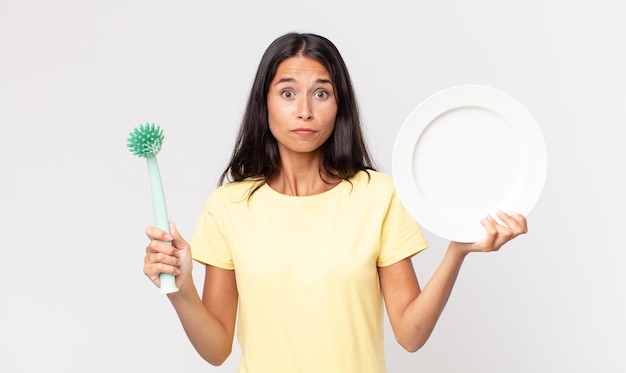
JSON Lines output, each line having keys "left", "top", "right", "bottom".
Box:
{"left": 281, "top": 90, "right": 294, "bottom": 99}
{"left": 314, "top": 90, "right": 329, "bottom": 99}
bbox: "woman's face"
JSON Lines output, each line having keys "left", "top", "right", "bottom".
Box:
{"left": 267, "top": 56, "right": 338, "bottom": 158}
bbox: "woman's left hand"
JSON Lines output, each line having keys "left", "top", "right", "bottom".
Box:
{"left": 452, "top": 210, "right": 528, "bottom": 255}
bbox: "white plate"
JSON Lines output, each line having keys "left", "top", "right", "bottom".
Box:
{"left": 392, "top": 85, "right": 547, "bottom": 242}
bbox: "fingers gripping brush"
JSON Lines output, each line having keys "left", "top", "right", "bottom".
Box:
{"left": 127, "top": 123, "right": 179, "bottom": 294}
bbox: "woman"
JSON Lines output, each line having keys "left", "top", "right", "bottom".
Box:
{"left": 143, "top": 32, "right": 527, "bottom": 372}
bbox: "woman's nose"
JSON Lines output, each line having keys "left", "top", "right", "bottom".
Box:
{"left": 298, "top": 97, "right": 313, "bottom": 120}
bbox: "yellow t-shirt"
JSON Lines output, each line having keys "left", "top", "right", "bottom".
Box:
{"left": 191, "top": 170, "right": 428, "bottom": 373}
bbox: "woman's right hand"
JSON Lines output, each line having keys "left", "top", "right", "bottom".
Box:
{"left": 144, "top": 221, "right": 193, "bottom": 291}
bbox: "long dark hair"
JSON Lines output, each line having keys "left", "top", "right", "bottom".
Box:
{"left": 218, "top": 32, "right": 375, "bottom": 188}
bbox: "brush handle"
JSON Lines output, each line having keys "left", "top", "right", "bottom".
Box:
{"left": 146, "top": 156, "right": 179, "bottom": 294}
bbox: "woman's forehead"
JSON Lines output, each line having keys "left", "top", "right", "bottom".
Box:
{"left": 273, "top": 56, "right": 331, "bottom": 81}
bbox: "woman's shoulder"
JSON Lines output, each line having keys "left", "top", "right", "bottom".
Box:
{"left": 351, "top": 169, "right": 395, "bottom": 191}
{"left": 208, "top": 178, "right": 263, "bottom": 204}
{"left": 352, "top": 169, "right": 393, "bottom": 183}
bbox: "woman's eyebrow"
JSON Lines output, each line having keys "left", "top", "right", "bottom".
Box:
{"left": 316, "top": 78, "right": 333, "bottom": 85}
{"left": 274, "top": 77, "right": 296, "bottom": 85}
{"left": 274, "top": 77, "right": 333, "bottom": 85}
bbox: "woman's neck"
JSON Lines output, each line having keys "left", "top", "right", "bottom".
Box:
{"left": 268, "top": 152, "right": 341, "bottom": 196}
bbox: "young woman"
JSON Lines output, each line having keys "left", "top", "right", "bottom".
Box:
{"left": 143, "top": 32, "right": 527, "bottom": 373}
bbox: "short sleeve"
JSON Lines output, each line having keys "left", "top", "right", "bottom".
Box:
{"left": 377, "top": 189, "right": 428, "bottom": 267}
{"left": 190, "top": 193, "right": 235, "bottom": 270}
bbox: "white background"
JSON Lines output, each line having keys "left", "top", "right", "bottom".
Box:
{"left": 1, "top": 0, "right": 625, "bottom": 372}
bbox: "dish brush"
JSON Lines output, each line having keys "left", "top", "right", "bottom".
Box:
{"left": 127, "top": 123, "right": 179, "bottom": 294}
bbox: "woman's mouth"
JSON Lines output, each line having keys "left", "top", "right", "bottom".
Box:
{"left": 292, "top": 128, "right": 317, "bottom": 136}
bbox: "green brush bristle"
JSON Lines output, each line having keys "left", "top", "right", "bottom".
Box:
{"left": 127, "top": 123, "right": 165, "bottom": 158}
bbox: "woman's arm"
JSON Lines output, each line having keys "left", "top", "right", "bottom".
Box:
{"left": 379, "top": 211, "right": 528, "bottom": 352}
{"left": 167, "top": 266, "right": 238, "bottom": 365}
{"left": 144, "top": 222, "right": 238, "bottom": 365}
